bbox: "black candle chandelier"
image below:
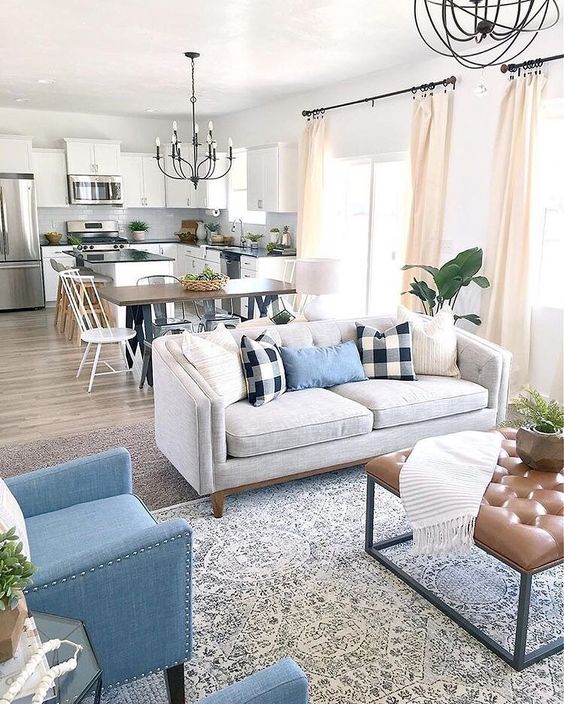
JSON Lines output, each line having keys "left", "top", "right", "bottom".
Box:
{"left": 414, "top": 0, "right": 561, "bottom": 69}
{"left": 154, "top": 52, "right": 233, "bottom": 188}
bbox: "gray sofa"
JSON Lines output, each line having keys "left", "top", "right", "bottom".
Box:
{"left": 152, "top": 316, "right": 511, "bottom": 517}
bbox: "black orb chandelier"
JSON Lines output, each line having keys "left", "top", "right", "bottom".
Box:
{"left": 414, "top": 0, "right": 561, "bottom": 69}
{"left": 154, "top": 52, "right": 233, "bottom": 188}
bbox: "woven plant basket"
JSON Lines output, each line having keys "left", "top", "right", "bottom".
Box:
{"left": 179, "top": 274, "right": 229, "bottom": 292}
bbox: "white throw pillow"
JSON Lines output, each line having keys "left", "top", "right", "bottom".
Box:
{"left": 396, "top": 305, "right": 460, "bottom": 378}
{"left": 0, "top": 479, "right": 30, "bottom": 559}
{"left": 182, "top": 324, "right": 247, "bottom": 405}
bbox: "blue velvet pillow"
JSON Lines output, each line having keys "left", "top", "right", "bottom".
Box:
{"left": 279, "top": 341, "right": 367, "bottom": 391}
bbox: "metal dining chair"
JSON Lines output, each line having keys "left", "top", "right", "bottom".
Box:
{"left": 60, "top": 269, "right": 139, "bottom": 393}
{"left": 136, "top": 275, "right": 197, "bottom": 388}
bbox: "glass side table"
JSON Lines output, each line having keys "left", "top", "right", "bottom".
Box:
{"left": 34, "top": 612, "right": 102, "bottom": 704}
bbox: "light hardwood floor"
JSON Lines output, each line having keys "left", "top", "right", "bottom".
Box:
{"left": 0, "top": 307, "right": 154, "bottom": 447}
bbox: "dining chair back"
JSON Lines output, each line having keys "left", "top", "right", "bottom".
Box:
{"left": 60, "top": 269, "right": 138, "bottom": 392}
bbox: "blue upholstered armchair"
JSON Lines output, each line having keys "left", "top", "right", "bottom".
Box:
{"left": 5, "top": 449, "right": 192, "bottom": 701}
{"left": 199, "top": 658, "right": 308, "bottom": 704}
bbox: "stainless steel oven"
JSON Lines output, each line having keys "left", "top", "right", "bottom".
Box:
{"left": 68, "top": 175, "right": 123, "bottom": 205}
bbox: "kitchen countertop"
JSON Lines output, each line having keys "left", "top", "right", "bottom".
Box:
{"left": 65, "top": 250, "right": 175, "bottom": 264}
{"left": 42, "top": 239, "right": 292, "bottom": 258}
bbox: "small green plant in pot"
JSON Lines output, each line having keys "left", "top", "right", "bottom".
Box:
{"left": 246, "top": 233, "right": 263, "bottom": 249}
{"left": 510, "top": 387, "right": 564, "bottom": 472}
{"left": 402, "top": 247, "right": 490, "bottom": 325}
{"left": 128, "top": 220, "right": 149, "bottom": 242}
{"left": 0, "top": 528, "right": 35, "bottom": 662}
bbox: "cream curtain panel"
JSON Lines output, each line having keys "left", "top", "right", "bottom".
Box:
{"left": 484, "top": 73, "right": 546, "bottom": 393}
{"left": 402, "top": 91, "right": 453, "bottom": 306}
{"left": 297, "top": 118, "right": 329, "bottom": 258}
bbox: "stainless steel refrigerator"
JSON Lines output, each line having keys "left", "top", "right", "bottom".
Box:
{"left": 0, "top": 174, "right": 44, "bottom": 311}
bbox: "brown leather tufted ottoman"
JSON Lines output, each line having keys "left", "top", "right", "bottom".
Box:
{"left": 364, "top": 428, "right": 564, "bottom": 671}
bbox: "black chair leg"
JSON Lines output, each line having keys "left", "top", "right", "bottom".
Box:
{"left": 165, "top": 664, "right": 185, "bottom": 704}
{"left": 139, "top": 343, "right": 151, "bottom": 389}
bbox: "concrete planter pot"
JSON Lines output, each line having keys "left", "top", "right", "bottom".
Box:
{"left": 0, "top": 597, "right": 27, "bottom": 662}
{"left": 131, "top": 230, "right": 146, "bottom": 241}
{"left": 516, "top": 426, "right": 564, "bottom": 472}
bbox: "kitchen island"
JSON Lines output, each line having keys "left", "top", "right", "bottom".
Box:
{"left": 66, "top": 249, "right": 175, "bottom": 326}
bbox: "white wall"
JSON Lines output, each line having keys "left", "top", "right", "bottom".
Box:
{"left": 0, "top": 107, "right": 190, "bottom": 153}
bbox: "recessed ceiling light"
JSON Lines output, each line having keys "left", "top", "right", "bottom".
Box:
{"left": 145, "top": 108, "right": 158, "bottom": 113}
{"left": 15, "top": 97, "right": 30, "bottom": 103}
{"left": 37, "top": 79, "right": 55, "bottom": 85}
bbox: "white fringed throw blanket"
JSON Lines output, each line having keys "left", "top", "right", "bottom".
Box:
{"left": 399, "top": 431, "right": 503, "bottom": 556}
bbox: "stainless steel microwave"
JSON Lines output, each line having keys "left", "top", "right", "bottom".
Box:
{"left": 68, "top": 175, "right": 123, "bottom": 205}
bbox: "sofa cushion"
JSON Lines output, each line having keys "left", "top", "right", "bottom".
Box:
{"left": 330, "top": 376, "right": 488, "bottom": 430}
{"left": 241, "top": 333, "right": 286, "bottom": 407}
{"left": 27, "top": 495, "right": 155, "bottom": 584}
{"left": 356, "top": 321, "right": 416, "bottom": 381}
{"left": 225, "top": 387, "right": 372, "bottom": 457}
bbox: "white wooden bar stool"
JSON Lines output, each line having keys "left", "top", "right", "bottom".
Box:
{"left": 60, "top": 269, "right": 139, "bottom": 393}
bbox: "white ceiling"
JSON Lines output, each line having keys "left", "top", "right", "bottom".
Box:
{"left": 0, "top": 1, "right": 432, "bottom": 118}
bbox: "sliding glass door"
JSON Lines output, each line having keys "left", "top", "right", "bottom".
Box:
{"left": 331, "top": 154, "right": 409, "bottom": 317}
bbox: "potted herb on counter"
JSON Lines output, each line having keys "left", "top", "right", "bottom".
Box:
{"left": 246, "top": 233, "right": 263, "bottom": 250}
{"left": 510, "top": 387, "right": 564, "bottom": 472}
{"left": 128, "top": 220, "right": 149, "bottom": 242}
{"left": 0, "top": 528, "right": 35, "bottom": 662}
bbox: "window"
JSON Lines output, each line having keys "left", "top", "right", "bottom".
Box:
{"left": 533, "top": 106, "right": 564, "bottom": 308}
{"left": 331, "top": 154, "right": 409, "bottom": 316}
{"left": 227, "top": 149, "right": 266, "bottom": 226}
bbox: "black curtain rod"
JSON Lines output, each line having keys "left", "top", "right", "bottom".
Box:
{"left": 301, "top": 75, "right": 457, "bottom": 118}
{"left": 500, "top": 53, "right": 564, "bottom": 73}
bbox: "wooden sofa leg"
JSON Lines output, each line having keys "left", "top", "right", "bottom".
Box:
{"left": 164, "top": 663, "right": 185, "bottom": 704}
{"left": 211, "top": 492, "right": 225, "bottom": 518}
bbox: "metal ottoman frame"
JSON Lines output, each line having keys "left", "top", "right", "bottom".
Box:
{"left": 365, "top": 473, "right": 564, "bottom": 671}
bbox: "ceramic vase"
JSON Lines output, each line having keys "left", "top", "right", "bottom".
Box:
{"left": 196, "top": 222, "right": 207, "bottom": 242}
{"left": 0, "top": 597, "right": 27, "bottom": 662}
{"left": 516, "top": 426, "right": 564, "bottom": 472}
{"left": 131, "top": 231, "right": 146, "bottom": 241}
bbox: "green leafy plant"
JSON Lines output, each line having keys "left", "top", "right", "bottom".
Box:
{"left": 266, "top": 242, "right": 278, "bottom": 254}
{"left": 205, "top": 222, "right": 221, "bottom": 233}
{"left": 269, "top": 227, "right": 280, "bottom": 235}
{"left": 128, "top": 220, "right": 149, "bottom": 232}
{"left": 510, "top": 386, "right": 564, "bottom": 434}
{"left": 182, "top": 266, "right": 224, "bottom": 282}
{"left": 401, "top": 247, "right": 490, "bottom": 325}
{"left": 246, "top": 232, "right": 263, "bottom": 243}
{"left": 67, "top": 234, "right": 81, "bottom": 246}
{"left": 0, "top": 528, "right": 35, "bottom": 611}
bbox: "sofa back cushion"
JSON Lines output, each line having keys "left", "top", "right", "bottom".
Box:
{"left": 280, "top": 341, "right": 367, "bottom": 391}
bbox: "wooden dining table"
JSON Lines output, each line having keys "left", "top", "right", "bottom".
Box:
{"left": 98, "top": 277, "right": 297, "bottom": 385}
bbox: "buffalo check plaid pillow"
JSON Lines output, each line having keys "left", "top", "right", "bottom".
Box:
{"left": 356, "top": 321, "right": 417, "bottom": 381}
{"left": 240, "top": 332, "right": 286, "bottom": 406}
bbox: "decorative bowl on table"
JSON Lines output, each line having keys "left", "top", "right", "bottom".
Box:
{"left": 179, "top": 268, "right": 229, "bottom": 292}
{"left": 45, "top": 231, "right": 63, "bottom": 245}
{"left": 176, "top": 231, "right": 197, "bottom": 243}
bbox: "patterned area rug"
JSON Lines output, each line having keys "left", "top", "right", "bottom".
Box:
{"left": 104, "top": 469, "right": 562, "bottom": 704}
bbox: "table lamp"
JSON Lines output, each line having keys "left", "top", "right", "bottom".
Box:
{"left": 295, "top": 258, "right": 341, "bottom": 321}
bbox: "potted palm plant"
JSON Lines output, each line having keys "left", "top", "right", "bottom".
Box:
{"left": 128, "top": 220, "right": 149, "bottom": 242}
{"left": 510, "top": 387, "right": 564, "bottom": 472}
{"left": 0, "top": 528, "right": 35, "bottom": 662}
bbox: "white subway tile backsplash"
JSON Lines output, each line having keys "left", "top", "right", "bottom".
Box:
{"left": 38, "top": 206, "right": 209, "bottom": 241}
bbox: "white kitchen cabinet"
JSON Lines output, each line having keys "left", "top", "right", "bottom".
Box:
{"left": 64, "top": 139, "right": 121, "bottom": 175}
{"left": 246, "top": 144, "right": 297, "bottom": 213}
{"left": 41, "top": 246, "right": 75, "bottom": 302}
{"left": 129, "top": 243, "right": 161, "bottom": 255}
{"left": 0, "top": 136, "right": 33, "bottom": 173}
{"left": 33, "top": 149, "right": 69, "bottom": 207}
{"left": 163, "top": 153, "right": 228, "bottom": 209}
{"left": 121, "top": 153, "right": 165, "bottom": 208}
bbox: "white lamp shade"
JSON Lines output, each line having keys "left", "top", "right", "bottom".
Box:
{"left": 295, "top": 258, "right": 340, "bottom": 295}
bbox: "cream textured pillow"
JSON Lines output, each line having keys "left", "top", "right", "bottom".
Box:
{"left": 396, "top": 305, "right": 460, "bottom": 377}
{"left": 0, "top": 479, "right": 30, "bottom": 559}
{"left": 182, "top": 324, "right": 247, "bottom": 405}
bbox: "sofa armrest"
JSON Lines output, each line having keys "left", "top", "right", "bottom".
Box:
{"left": 5, "top": 449, "right": 133, "bottom": 518}
{"left": 152, "top": 336, "right": 226, "bottom": 495}
{"left": 25, "top": 518, "right": 192, "bottom": 687}
{"left": 199, "top": 658, "right": 308, "bottom": 704}
{"left": 456, "top": 330, "right": 511, "bottom": 424}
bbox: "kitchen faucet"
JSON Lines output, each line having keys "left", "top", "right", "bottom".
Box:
{"left": 231, "top": 218, "right": 245, "bottom": 246}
